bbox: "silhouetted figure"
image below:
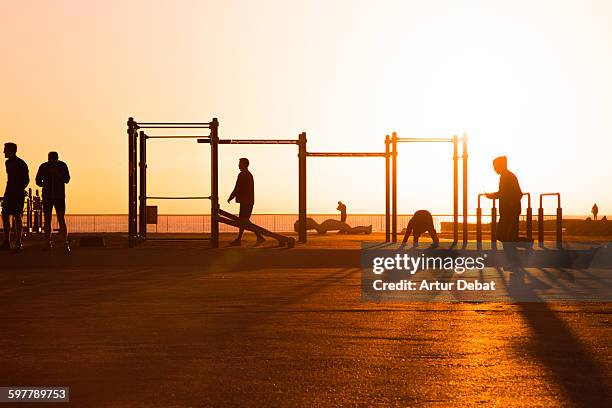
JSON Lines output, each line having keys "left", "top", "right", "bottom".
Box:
{"left": 337, "top": 201, "right": 347, "bottom": 223}
{"left": 227, "top": 158, "right": 264, "bottom": 246}
{"left": 486, "top": 156, "right": 522, "bottom": 243}
{"left": 400, "top": 210, "right": 439, "bottom": 249}
{"left": 602, "top": 216, "right": 607, "bottom": 221}
{"left": 293, "top": 218, "right": 372, "bottom": 235}
{"left": 36, "top": 152, "right": 70, "bottom": 253}
{"left": 1, "top": 142, "right": 29, "bottom": 252}
{"left": 592, "top": 203, "right": 599, "bottom": 221}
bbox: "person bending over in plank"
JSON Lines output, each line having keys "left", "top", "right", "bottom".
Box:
{"left": 227, "top": 157, "right": 265, "bottom": 246}
{"left": 399, "top": 210, "right": 439, "bottom": 249}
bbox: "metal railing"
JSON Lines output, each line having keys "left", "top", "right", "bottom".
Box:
{"left": 9, "top": 213, "right": 559, "bottom": 234}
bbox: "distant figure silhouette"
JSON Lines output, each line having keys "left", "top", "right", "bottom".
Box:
{"left": 1, "top": 142, "right": 29, "bottom": 252}
{"left": 602, "top": 216, "right": 607, "bottom": 221}
{"left": 293, "top": 217, "right": 372, "bottom": 235}
{"left": 486, "top": 156, "right": 523, "bottom": 242}
{"left": 36, "top": 152, "right": 70, "bottom": 253}
{"left": 592, "top": 203, "right": 599, "bottom": 221}
{"left": 227, "top": 158, "right": 264, "bottom": 246}
{"left": 337, "top": 201, "right": 347, "bottom": 223}
{"left": 400, "top": 210, "right": 439, "bottom": 249}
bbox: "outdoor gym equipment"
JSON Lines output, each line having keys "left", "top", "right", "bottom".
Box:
{"left": 476, "top": 192, "right": 533, "bottom": 247}
{"left": 128, "top": 117, "right": 297, "bottom": 248}
{"left": 539, "top": 193, "right": 562, "bottom": 248}
{"left": 127, "top": 118, "right": 216, "bottom": 247}
{"left": 25, "top": 188, "right": 43, "bottom": 235}
{"left": 0, "top": 189, "right": 44, "bottom": 236}
{"left": 197, "top": 132, "right": 303, "bottom": 247}
{"left": 523, "top": 193, "right": 533, "bottom": 241}
{"left": 199, "top": 131, "right": 393, "bottom": 245}
{"left": 304, "top": 137, "right": 391, "bottom": 242}
{"left": 476, "top": 191, "right": 562, "bottom": 247}
{"left": 389, "top": 132, "right": 468, "bottom": 245}
{"left": 476, "top": 194, "right": 497, "bottom": 248}
{"left": 129, "top": 117, "right": 466, "bottom": 247}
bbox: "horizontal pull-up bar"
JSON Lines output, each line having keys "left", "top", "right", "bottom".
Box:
{"left": 137, "top": 126, "right": 211, "bottom": 129}
{"left": 306, "top": 152, "right": 387, "bottom": 157}
{"left": 539, "top": 192, "right": 561, "bottom": 208}
{"left": 137, "top": 122, "right": 212, "bottom": 126}
{"left": 396, "top": 137, "right": 454, "bottom": 143}
{"left": 146, "top": 196, "right": 212, "bottom": 200}
{"left": 197, "top": 139, "right": 299, "bottom": 145}
{"left": 146, "top": 135, "right": 211, "bottom": 139}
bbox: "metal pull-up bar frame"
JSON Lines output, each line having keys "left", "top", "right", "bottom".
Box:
{"left": 538, "top": 192, "right": 562, "bottom": 248}
{"left": 304, "top": 145, "right": 391, "bottom": 243}
{"left": 198, "top": 133, "right": 305, "bottom": 245}
{"left": 130, "top": 116, "right": 467, "bottom": 248}
{"left": 127, "top": 117, "right": 218, "bottom": 247}
{"left": 389, "top": 132, "right": 468, "bottom": 245}
{"left": 199, "top": 134, "right": 392, "bottom": 244}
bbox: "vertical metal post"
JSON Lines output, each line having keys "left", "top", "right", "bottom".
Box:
{"left": 453, "top": 135, "right": 459, "bottom": 244}
{"left": 127, "top": 117, "right": 138, "bottom": 247}
{"left": 391, "top": 132, "right": 398, "bottom": 242}
{"left": 210, "top": 118, "right": 220, "bottom": 248}
{"left": 138, "top": 130, "right": 147, "bottom": 239}
{"left": 538, "top": 207, "right": 544, "bottom": 246}
{"left": 298, "top": 132, "right": 307, "bottom": 243}
{"left": 462, "top": 133, "right": 468, "bottom": 245}
{"left": 526, "top": 207, "right": 533, "bottom": 240}
{"left": 491, "top": 200, "right": 497, "bottom": 248}
{"left": 476, "top": 207, "right": 482, "bottom": 247}
{"left": 26, "top": 188, "right": 32, "bottom": 234}
{"left": 34, "top": 190, "right": 41, "bottom": 233}
{"left": 556, "top": 205, "right": 563, "bottom": 249}
{"left": 385, "top": 135, "right": 391, "bottom": 243}
{"left": 476, "top": 194, "right": 483, "bottom": 247}
{"left": 525, "top": 193, "right": 532, "bottom": 241}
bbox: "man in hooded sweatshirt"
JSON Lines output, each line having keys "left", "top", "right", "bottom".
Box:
{"left": 486, "top": 155, "right": 523, "bottom": 243}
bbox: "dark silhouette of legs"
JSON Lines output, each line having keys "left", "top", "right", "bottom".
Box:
{"left": 429, "top": 228, "right": 440, "bottom": 247}
{"left": 231, "top": 204, "right": 263, "bottom": 245}
{"left": 43, "top": 209, "right": 53, "bottom": 247}
{"left": 400, "top": 224, "right": 413, "bottom": 248}
{"left": 1, "top": 214, "right": 11, "bottom": 247}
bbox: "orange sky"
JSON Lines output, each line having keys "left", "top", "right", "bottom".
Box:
{"left": 1, "top": 0, "right": 611, "bottom": 215}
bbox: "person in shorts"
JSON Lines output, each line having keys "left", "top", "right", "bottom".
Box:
{"left": 36, "top": 151, "right": 71, "bottom": 252}
{"left": 2, "top": 142, "right": 29, "bottom": 252}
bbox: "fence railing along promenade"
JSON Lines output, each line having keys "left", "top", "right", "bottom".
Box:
{"left": 35, "top": 214, "right": 557, "bottom": 234}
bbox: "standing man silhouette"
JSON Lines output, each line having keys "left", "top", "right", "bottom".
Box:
{"left": 36, "top": 152, "right": 71, "bottom": 252}
{"left": 486, "top": 156, "right": 523, "bottom": 243}
{"left": 227, "top": 158, "right": 264, "bottom": 246}
{"left": 592, "top": 203, "right": 599, "bottom": 221}
{"left": 337, "top": 201, "right": 347, "bottom": 223}
{"left": 1, "top": 142, "right": 29, "bottom": 252}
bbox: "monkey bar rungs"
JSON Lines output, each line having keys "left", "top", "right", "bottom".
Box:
{"left": 137, "top": 126, "right": 211, "bottom": 129}
{"left": 137, "top": 122, "right": 212, "bottom": 126}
